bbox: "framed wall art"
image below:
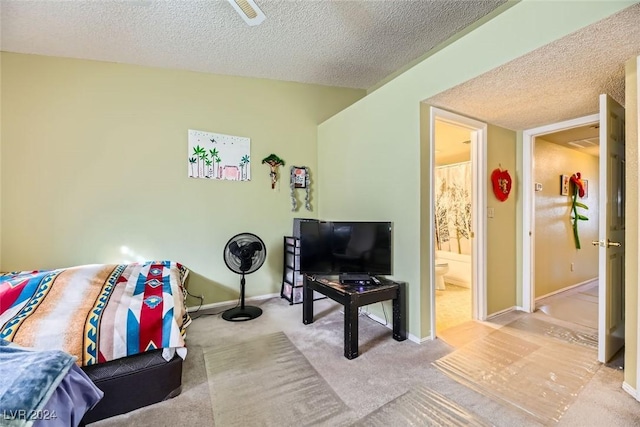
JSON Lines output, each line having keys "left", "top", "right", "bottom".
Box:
{"left": 560, "top": 174, "right": 570, "bottom": 196}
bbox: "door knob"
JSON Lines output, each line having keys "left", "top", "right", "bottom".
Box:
{"left": 592, "top": 239, "right": 622, "bottom": 247}
{"left": 607, "top": 239, "right": 622, "bottom": 247}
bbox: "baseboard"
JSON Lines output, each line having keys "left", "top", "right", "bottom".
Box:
{"left": 486, "top": 305, "right": 516, "bottom": 320}
{"left": 187, "top": 293, "right": 280, "bottom": 313}
{"left": 535, "top": 278, "right": 598, "bottom": 301}
{"left": 443, "top": 277, "right": 471, "bottom": 289}
{"left": 622, "top": 382, "right": 639, "bottom": 400}
{"left": 363, "top": 311, "right": 426, "bottom": 344}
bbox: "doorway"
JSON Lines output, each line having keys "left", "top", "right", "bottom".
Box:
{"left": 523, "top": 94, "right": 627, "bottom": 363}
{"left": 430, "top": 107, "right": 487, "bottom": 340}
{"left": 530, "top": 120, "right": 600, "bottom": 331}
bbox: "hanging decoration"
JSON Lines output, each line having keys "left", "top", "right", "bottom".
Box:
{"left": 490, "top": 165, "right": 512, "bottom": 202}
{"left": 290, "top": 166, "right": 312, "bottom": 211}
{"left": 261, "top": 154, "right": 285, "bottom": 189}
{"left": 569, "top": 172, "right": 588, "bottom": 249}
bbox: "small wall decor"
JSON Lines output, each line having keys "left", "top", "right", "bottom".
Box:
{"left": 490, "top": 166, "right": 512, "bottom": 202}
{"left": 569, "top": 172, "right": 588, "bottom": 249}
{"left": 582, "top": 179, "right": 589, "bottom": 199}
{"left": 188, "top": 129, "right": 251, "bottom": 181}
{"left": 290, "top": 166, "right": 311, "bottom": 211}
{"left": 261, "top": 154, "right": 285, "bottom": 189}
{"left": 560, "top": 174, "right": 570, "bottom": 196}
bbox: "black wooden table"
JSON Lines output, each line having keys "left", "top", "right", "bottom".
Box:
{"left": 302, "top": 275, "right": 407, "bottom": 359}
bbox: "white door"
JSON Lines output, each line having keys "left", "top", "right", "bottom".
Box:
{"left": 597, "top": 93, "right": 625, "bottom": 363}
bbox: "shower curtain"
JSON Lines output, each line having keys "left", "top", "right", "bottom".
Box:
{"left": 435, "top": 161, "right": 472, "bottom": 255}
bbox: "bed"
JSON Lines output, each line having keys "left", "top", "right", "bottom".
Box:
{"left": 0, "top": 338, "right": 103, "bottom": 427}
{"left": 0, "top": 261, "right": 191, "bottom": 424}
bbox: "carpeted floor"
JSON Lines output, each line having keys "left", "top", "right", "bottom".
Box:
{"left": 203, "top": 331, "right": 353, "bottom": 426}
{"left": 90, "top": 295, "right": 640, "bottom": 427}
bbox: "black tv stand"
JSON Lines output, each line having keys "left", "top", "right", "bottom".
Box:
{"left": 339, "top": 274, "right": 373, "bottom": 286}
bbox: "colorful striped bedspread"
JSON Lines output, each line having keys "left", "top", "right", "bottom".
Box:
{"left": 0, "top": 261, "right": 191, "bottom": 367}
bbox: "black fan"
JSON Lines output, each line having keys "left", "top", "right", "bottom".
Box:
{"left": 222, "top": 232, "right": 267, "bottom": 321}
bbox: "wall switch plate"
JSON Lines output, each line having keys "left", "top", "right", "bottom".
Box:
{"left": 487, "top": 207, "right": 495, "bottom": 218}
{"left": 571, "top": 263, "right": 574, "bottom": 271}
{"left": 535, "top": 182, "right": 543, "bottom": 191}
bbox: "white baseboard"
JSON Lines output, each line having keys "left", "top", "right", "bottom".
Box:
{"left": 362, "top": 311, "right": 425, "bottom": 344}
{"left": 486, "top": 305, "right": 516, "bottom": 319}
{"left": 535, "top": 278, "right": 598, "bottom": 301}
{"left": 443, "top": 277, "right": 471, "bottom": 289}
{"left": 622, "top": 382, "right": 639, "bottom": 400}
{"left": 187, "top": 293, "right": 280, "bottom": 313}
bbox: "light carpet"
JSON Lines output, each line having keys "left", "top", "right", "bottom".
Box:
{"left": 203, "top": 331, "right": 353, "bottom": 426}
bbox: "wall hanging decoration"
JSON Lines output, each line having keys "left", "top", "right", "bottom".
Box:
{"left": 560, "top": 174, "right": 570, "bottom": 196}
{"left": 569, "top": 172, "right": 588, "bottom": 249}
{"left": 188, "top": 129, "right": 251, "bottom": 181}
{"left": 490, "top": 165, "right": 512, "bottom": 202}
{"left": 290, "top": 166, "right": 311, "bottom": 211}
{"left": 261, "top": 154, "right": 285, "bottom": 189}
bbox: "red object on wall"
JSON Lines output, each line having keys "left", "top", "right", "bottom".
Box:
{"left": 491, "top": 168, "right": 512, "bottom": 202}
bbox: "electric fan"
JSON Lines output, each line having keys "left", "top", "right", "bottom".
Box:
{"left": 222, "top": 232, "right": 267, "bottom": 321}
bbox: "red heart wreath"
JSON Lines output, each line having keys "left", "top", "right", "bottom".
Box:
{"left": 491, "top": 167, "right": 512, "bottom": 202}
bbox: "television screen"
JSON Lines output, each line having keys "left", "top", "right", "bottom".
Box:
{"left": 299, "top": 221, "right": 392, "bottom": 275}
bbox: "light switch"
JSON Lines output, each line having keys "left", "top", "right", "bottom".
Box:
{"left": 535, "top": 182, "right": 543, "bottom": 191}
{"left": 487, "top": 207, "right": 495, "bottom": 218}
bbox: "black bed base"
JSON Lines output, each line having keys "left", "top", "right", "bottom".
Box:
{"left": 81, "top": 349, "right": 183, "bottom": 424}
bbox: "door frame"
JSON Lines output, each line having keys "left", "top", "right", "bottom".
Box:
{"left": 429, "top": 107, "right": 487, "bottom": 339}
{"left": 521, "top": 113, "right": 599, "bottom": 312}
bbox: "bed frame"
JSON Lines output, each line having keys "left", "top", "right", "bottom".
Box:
{"left": 80, "top": 349, "right": 183, "bottom": 424}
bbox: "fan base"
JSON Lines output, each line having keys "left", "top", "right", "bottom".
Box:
{"left": 221, "top": 306, "right": 263, "bottom": 322}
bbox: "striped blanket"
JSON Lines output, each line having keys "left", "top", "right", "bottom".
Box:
{"left": 0, "top": 261, "right": 191, "bottom": 366}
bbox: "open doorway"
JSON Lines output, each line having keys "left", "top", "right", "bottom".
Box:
{"left": 531, "top": 121, "right": 600, "bottom": 331}
{"left": 433, "top": 120, "right": 473, "bottom": 334}
{"left": 430, "top": 107, "right": 487, "bottom": 341}
{"left": 523, "top": 95, "right": 626, "bottom": 364}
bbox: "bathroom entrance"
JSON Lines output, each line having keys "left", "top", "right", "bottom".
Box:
{"left": 429, "top": 107, "right": 487, "bottom": 340}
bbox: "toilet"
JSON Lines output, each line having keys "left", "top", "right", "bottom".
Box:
{"left": 435, "top": 262, "right": 449, "bottom": 290}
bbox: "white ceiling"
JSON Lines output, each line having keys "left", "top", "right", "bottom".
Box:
{"left": 0, "top": 0, "right": 506, "bottom": 90}
{"left": 2, "top": 2, "right": 639, "bottom": 133}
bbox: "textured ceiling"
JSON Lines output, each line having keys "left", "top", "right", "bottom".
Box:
{"left": 426, "top": 4, "right": 640, "bottom": 131}
{"left": 0, "top": 0, "right": 506, "bottom": 89}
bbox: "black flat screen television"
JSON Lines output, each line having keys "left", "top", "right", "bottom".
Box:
{"left": 299, "top": 221, "right": 392, "bottom": 275}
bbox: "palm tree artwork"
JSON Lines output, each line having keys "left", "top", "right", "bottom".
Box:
{"left": 205, "top": 158, "right": 213, "bottom": 177}
{"left": 215, "top": 155, "right": 222, "bottom": 179}
{"left": 241, "top": 155, "right": 250, "bottom": 180}
{"left": 192, "top": 145, "right": 206, "bottom": 177}
{"left": 209, "top": 148, "right": 219, "bottom": 178}
{"left": 188, "top": 130, "right": 251, "bottom": 181}
{"left": 188, "top": 157, "right": 197, "bottom": 177}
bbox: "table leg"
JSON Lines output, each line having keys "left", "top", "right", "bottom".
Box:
{"left": 302, "top": 276, "right": 314, "bottom": 325}
{"left": 344, "top": 300, "right": 359, "bottom": 359}
{"left": 393, "top": 282, "right": 407, "bottom": 341}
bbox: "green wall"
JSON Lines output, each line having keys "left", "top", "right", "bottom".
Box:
{"left": 0, "top": 53, "right": 365, "bottom": 304}
{"left": 317, "top": 0, "right": 633, "bottom": 339}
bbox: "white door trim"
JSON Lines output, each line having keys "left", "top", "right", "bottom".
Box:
{"left": 521, "top": 114, "right": 599, "bottom": 313}
{"left": 429, "top": 107, "right": 487, "bottom": 339}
